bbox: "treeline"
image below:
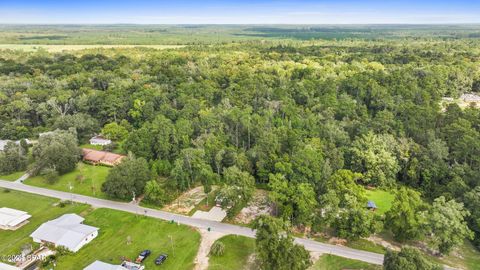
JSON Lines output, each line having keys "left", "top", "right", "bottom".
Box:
{"left": 1, "top": 40, "right": 480, "bottom": 253}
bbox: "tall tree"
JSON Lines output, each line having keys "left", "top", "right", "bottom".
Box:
{"left": 102, "top": 156, "right": 151, "bottom": 200}
{"left": 385, "top": 187, "right": 426, "bottom": 242}
{"left": 32, "top": 130, "right": 80, "bottom": 175}
{"left": 349, "top": 132, "right": 400, "bottom": 187}
{"left": 253, "top": 215, "right": 311, "bottom": 270}
{"left": 421, "top": 196, "right": 473, "bottom": 254}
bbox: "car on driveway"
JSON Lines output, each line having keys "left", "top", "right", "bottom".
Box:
{"left": 136, "top": 250, "right": 151, "bottom": 263}
{"left": 155, "top": 254, "right": 168, "bottom": 265}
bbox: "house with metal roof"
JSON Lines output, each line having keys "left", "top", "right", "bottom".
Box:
{"left": 0, "top": 207, "right": 31, "bottom": 230}
{"left": 30, "top": 214, "right": 98, "bottom": 252}
{"left": 89, "top": 135, "right": 112, "bottom": 146}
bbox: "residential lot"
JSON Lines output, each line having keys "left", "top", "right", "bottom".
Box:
{"left": 0, "top": 190, "right": 89, "bottom": 258}
{"left": 25, "top": 162, "right": 110, "bottom": 198}
{"left": 55, "top": 208, "right": 200, "bottom": 270}
{"left": 0, "top": 190, "right": 201, "bottom": 269}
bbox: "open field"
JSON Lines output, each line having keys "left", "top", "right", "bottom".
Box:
{"left": 25, "top": 162, "right": 110, "bottom": 199}
{"left": 310, "top": 254, "right": 381, "bottom": 270}
{"left": 0, "top": 44, "right": 184, "bottom": 52}
{"left": 0, "top": 171, "right": 25, "bottom": 181}
{"left": 208, "top": 235, "right": 256, "bottom": 270}
{"left": 0, "top": 190, "right": 90, "bottom": 260}
{"left": 1, "top": 25, "right": 480, "bottom": 46}
{"left": 365, "top": 189, "right": 395, "bottom": 215}
{"left": 55, "top": 208, "right": 200, "bottom": 270}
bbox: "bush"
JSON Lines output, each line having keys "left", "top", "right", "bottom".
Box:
{"left": 42, "top": 168, "right": 59, "bottom": 184}
{"left": 58, "top": 200, "right": 72, "bottom": 208}
{"left": 102, "top": 142, "right": 117, "bottom": 152}
{"left": 384, "top": 247, "right": 442, "bottom": 270}
{"left": 210, "top": 241, "right": 225, "bottom": 256}
{"left": 3, "top": 188, "right": 10, "bottom": 193}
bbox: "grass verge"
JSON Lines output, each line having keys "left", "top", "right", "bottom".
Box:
{"left": 25, "top": 162, "right": 110, "bottom": 199}
{"left": 208, "top": 235, "right": 256, "bottom": 270}
{"left": 310, "top": 254, "right": 381, "bottom": 270}
{"left": 0, "top": 171, "right": 25, "bottom": 181}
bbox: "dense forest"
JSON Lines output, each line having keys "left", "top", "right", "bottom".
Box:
{"left": 1, "top": 35, "right": 480, "bottom": 263}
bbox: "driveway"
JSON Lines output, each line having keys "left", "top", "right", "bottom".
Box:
{"left": 0, "top": 180, "right": 384, "bottom": 265}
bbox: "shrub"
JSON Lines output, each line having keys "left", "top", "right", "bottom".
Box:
{"left": 42, "top": 168, "right": 59, "bottom": 184}
{"left": 210, "top": 241, "right": 225, "bottom": 256}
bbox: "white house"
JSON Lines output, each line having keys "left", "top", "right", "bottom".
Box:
{"left": 0, "top": 207, "right": 31, "bottom": 230}
{"left": 89, "top": 135, "right": 112, "bottom": 146}
{"left": 30, "top": 214, "right": 98, "bottom": 252}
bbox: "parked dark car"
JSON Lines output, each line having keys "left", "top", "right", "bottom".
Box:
{"left": 136, "top": 250, "right": 151, "bottom": 263}
{"left": 155, "top": 254, "right": 168, "bottom": 265}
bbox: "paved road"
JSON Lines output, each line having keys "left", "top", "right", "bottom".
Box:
{"left": 0, "top": 180, "right": 385, "bottom": 264}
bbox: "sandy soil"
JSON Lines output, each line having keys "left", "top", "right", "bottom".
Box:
{"left": 163, "top": 186, "right": 217, "bottom": 215}
{"left": 193, "top": 229, "right": 226, "bottom": 270}
{"left": 235, "top": 189, "right": 272, "bottom": 224}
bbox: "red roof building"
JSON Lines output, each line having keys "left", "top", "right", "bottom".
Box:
{"left": 82, "top": 149, "right": 125, "bottom": 166}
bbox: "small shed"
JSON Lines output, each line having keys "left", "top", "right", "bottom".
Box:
{"left": 367, "top": 201, "right": 377, "bottom": 210}
{"left": 89, "top": 136, "right": 112, "bottom": 146}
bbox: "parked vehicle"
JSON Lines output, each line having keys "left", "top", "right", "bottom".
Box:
{"left": 155, "top": 254, "right": 168, "bottom": 265}
{"left": 135, "top": 250, "right": 151, "bottom": 263}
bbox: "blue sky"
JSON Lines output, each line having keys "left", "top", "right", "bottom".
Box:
{"left": 1, "top": 0, "right": 479, "bottom": 24}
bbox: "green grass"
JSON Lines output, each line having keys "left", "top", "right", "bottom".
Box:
{"left": 0, "top": 190, "right": 90, "bottom": 259}
{"left": 54, "top": 208, "right": 200, "bottom": 270}
{"left": 365, "top": 189, "right": 395, "bottom": 215}
{"left": 80, "top": 143, "right": 104, "bottom": 151}
{"left": 0, "top": 171, "right": 25, "bottom": 181}
{"left": 208, "top": 235, "right": 256, "bottom": 270}
{"left": 310, "top": 254, "right": 381, "bottom": 270}
{"left": 346, "top": 239, "right": 386, "bottom": 254}
{"left": 25, "top": 162, "right": 110, "bottom": 199}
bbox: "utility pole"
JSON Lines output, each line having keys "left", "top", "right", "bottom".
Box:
{"left": 168, "top": 235, "right": 174, "bottom": 256}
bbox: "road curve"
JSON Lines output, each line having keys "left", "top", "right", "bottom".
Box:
{"left": 0, "top": 180, "right": 384, "bottom": 265}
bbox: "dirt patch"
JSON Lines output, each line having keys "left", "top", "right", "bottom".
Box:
{"left": 244, "top": 253, "right": 259, "bottom": 270}
{"left": 235, "top": 189, "right": 272, "bottom": 224}
{"left": 163, "top": 186, "right": 217, "bottom": 215}
{"left": 366, "top": 235, "right": 401, "bottom": 251}
{"left": 327, "top": 237, "right": 348, "bottom": 246}
{"left": 193, "top": 229, "right": 226, "bottom": 270}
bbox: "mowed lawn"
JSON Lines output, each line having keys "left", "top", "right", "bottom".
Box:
{"left": 310, "top": 254, "right": 381, "bottom": 270}
{"left": 25, "top": 162, "right": 110, "bottom": 199}
{"left": 365, "top": 189, "right": 395, "bottom": 215}
{"left": 0, "top": 190, "right": 90, "bottom": 258}
{"left": 56, "top": 208, "right": 200, "bottom": 270}
{"left": 208, "top": 235, "right": 256, "bottom": 270}
{"left": 0, "top": 171, "right": 25, "bottom": 181}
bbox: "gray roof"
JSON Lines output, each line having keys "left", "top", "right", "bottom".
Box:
{"left": 30, "top": 214, "right": 98, "bottom": 251}
{"left": 84, "top": 261, "right": 127, "bottom": 270}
